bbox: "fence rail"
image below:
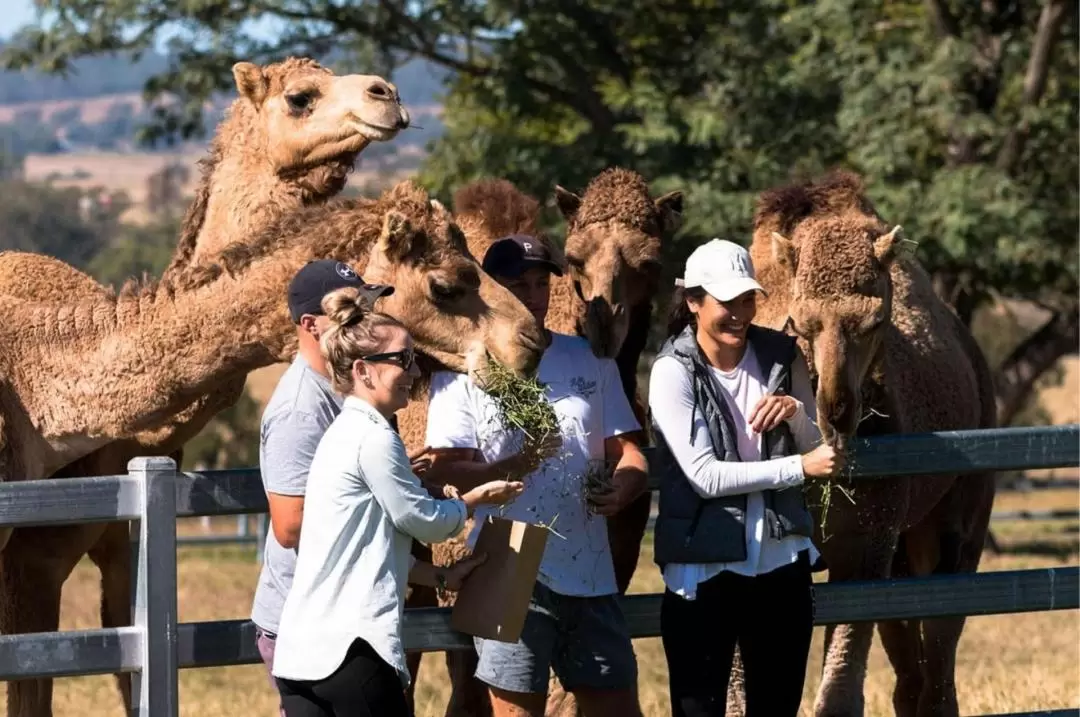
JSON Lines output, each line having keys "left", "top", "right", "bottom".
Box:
{"left": 0, "top": 424, "right": 1076, "bottom": 716}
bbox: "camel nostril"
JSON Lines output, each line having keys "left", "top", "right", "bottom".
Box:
{"left": 366, "top": 80, "right": 396, "bottom": 101}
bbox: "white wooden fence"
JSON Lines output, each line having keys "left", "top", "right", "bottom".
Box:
{"left": 0, "top": 425, "right": 1078, "bottom": 717}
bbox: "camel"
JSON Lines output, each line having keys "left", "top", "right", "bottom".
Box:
{"left": 0, "top": 56, "right": 413, "bottom": 717}
{"left": 0, "top": 180, "right": 544, "bottom": 716}
{"left": 394, "top": 169, "right": 682, "bottom": 717}
{"left": 719, "top": 170, "right": 996, "bottom": 717}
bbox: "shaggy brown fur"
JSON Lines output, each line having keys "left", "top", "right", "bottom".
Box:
{"left": 393, "top": 170, "right": 681, "bottom": 717}
{"left": 0, "top": 56, "right": 412, "bottom": 717}
{"left": 722, "top": 171, "right": 997, "bottom": 717}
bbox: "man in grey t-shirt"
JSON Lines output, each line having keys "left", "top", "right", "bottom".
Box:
{"left": 250, "top": 260, "right": 395, "bottom": 715}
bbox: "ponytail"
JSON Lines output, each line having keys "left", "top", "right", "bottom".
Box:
{"left": 665, "top": 286, "right": 706, "bottom": 339}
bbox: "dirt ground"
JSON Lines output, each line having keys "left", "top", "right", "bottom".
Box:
{"left": 0, "top": 483, "right": 1076, "bottom": 716}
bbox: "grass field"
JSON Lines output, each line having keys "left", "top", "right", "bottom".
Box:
{"left": 0, "top": 481, "right": 1076, "bottom": 716}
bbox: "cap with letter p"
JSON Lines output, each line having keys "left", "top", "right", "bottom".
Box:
{"left": 481, "top": 234, "right": 564, "bottom": 278}
{"left": 675, "top": 239, "right": 767, "bottom": 302}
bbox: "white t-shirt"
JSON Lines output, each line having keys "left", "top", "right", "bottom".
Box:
{"left": 271, "top": 396, "right": 467, "bottom": 686}
{"left": 426, "top": 332, "right": 641, "bottom": 597}
{"left": 648, "top": 343, "right": 822, "bottom": 598}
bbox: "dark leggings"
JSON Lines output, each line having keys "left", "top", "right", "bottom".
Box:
{"left": 275, "top": 638, "right": 410, "bottom": 717}
{"left": 661, "top": 551, "right": 814, "bottom": 717}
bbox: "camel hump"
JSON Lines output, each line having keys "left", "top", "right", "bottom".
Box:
{"left": 453, "top": 178, "right": 541, "bottom": 239}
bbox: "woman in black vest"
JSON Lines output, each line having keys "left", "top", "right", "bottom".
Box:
{"left": 648, "top": 239, "right": 844, "bottom": 716}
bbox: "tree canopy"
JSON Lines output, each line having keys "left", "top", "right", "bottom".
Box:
{"left": 3, "top": 0, "right": 1076, "bottom": 425}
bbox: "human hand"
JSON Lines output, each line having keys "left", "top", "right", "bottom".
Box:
{"left": 588, "top": 468, "right": 647, "bottom": 517}
{"left": 462, "top": 480, "right": 525, "bottom": 511}
{"left": 507, "top": 432, "right": 563, "bottom": 476}
{"left": 409, "top": 446, "right": 434, "bottom": 477}
{"left": 441, "top": 483, "right": 461, "bottom": 500}
{"left": 749, "top": 395, "right": 798, "bottom": 434}
{"left": 801, "top": 443, "right": 846, "bottom": 479}
{"left": 443, "top": 552, "right": 489, "bottom": 590}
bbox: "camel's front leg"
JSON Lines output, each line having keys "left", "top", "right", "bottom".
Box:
{"left": 0, "top": 528, "right": 89, "bottom": 717}
{"left": 814, "top": 529, "right": 898, "bottom": 717}
{"left": 916, "top": 474, "right": 994, "bottom": 717}
{"left": 87, "top": 522, "right": 134, "bottom": 715}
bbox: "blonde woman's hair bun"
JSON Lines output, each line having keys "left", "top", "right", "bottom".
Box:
{"left": 322, "top": 286, "right": 372, "bottom": 329}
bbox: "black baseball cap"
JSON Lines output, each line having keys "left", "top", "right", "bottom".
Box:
{"left": 287, "top": 260, "right": 395, "bottom": 323}
{"left": 481, "top": 234, "right": 564, "bottom": 278}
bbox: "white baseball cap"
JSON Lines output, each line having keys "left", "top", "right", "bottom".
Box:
{"left": 674, "top": 238, "right": 767, "bottom": 302}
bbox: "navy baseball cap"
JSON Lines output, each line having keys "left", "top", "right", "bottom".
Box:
{"left": 287, "top": 260, "right": 395, "bottom": 323}
{"left": 481, "top": 234, "right": 564, "bottom": 278}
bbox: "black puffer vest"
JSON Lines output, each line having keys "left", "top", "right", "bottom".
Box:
{"left": 651, "top": 324, "right": 814, "bottom": 567}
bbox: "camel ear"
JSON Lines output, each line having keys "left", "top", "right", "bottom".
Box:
{"left": 378, "top": 211, "right": 416, "bottom": 261}
{"left": 655, "top": 190, "right": 684, "bottom": 235}
{"left": 233, "top": 62, "right": 268, "bottom": 105}
{"left": 873, "top": 225, "right": 910, "bottom": 266}
{"left": 771, "top": 231, "right": 796, "bottom": 271}
{"left": 554, "top": 185, "right": 582, "bottom": 221}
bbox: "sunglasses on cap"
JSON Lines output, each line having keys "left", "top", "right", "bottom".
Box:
{"left": 360, "top": 346, "right": 415, "bottom": 370}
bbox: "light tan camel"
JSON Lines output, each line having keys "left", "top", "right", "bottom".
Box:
{"left": 0, "top": 179, "right": 544, "bottom": 717}
{"left": 394, "top": 169, "right": 682, "bottom": 717}
{"left": 719, "top": 170, "right": 995, "bottom": 717}
{"left": 0, "top": 56, "right": 412, "bottom": 717}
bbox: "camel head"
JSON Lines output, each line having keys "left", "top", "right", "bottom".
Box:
{"left": 770, "top": 217, "right": 906, "bottom": 448}
{"left": 361, "top": 182, "right": 546, "bottom": 380}
{"left": 555, "top": 168, "right": 683, "bottom": 358}
{"left": 231, "top": 56, "right": 410, "bottom": 178}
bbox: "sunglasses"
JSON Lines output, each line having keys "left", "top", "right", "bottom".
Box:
{"left": 360, "top": 347, "right": 416, "bottom": 370}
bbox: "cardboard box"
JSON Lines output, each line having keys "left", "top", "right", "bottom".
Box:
{"left": 450, "top": 516, "right": 549, "bottom": 643}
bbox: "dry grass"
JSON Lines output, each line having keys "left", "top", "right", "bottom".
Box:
{"left": 0, "top": 487, "right": 1076, "bottom": 716}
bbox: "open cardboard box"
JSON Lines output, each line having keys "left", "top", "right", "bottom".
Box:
{"left": 450, "top": 516, "right": 549, "bottom": 643}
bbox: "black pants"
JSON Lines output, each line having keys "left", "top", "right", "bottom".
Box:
{"left": 661, "top": 551, "right": 814, "bottom": 717}
{"left": 275, "top": 638, "right": 410, "bottom": 717}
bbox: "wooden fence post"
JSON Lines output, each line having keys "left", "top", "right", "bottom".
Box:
{"left": 129, "top": 456, "right": 179, "bottom": 717}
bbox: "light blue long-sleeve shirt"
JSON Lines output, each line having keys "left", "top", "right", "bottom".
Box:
{"left": 271, "top": 395, "right": 467, "bottom": 685}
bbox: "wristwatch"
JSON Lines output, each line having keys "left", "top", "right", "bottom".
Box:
{"left": 434, "top": 570, "right": 449, "bottom": 602}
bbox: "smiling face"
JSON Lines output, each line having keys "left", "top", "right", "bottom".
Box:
{"left": 350, "top": 324, "right": 421, "bottom": 415}
{"left": 232, "top": 57, "right": 411, "bottom": 174}
{"left": 772, "top": 219, "right": 901, "bottom": 446}
{"left": 688, "top": 288, "right": 759, "bottom": 351}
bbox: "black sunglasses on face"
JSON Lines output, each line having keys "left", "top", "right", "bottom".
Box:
{"left": 360, "top": 347, "right": 415, "bottom": 370}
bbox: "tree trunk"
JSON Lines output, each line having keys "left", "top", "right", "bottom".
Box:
{"left": 994, "top": 304, "right": 1080, "bottom": 426}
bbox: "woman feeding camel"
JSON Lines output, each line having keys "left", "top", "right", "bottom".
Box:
{"left": 648, "top": 239, "right": 844, "bottom": 716}
{"left": 271, "top": 286, "right": 524, "bottom": 717}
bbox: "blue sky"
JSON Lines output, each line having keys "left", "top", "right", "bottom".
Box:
{"left": 1, "top": 1, "right": 37, "bottom": 39}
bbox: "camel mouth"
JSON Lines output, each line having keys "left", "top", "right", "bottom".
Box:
{"left": 346, "top": 110, "right": 410, "bottom": 141}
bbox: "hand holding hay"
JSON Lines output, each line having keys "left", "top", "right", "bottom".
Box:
{"left": 475, "top": 361, "right": 564, "bottom": 472}
{"left": 582, "top": 458, "right": 617, "bottom": 516}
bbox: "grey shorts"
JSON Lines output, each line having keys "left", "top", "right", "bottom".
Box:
{"left": 473, "top": 582, "right": 638, "bottom": 695}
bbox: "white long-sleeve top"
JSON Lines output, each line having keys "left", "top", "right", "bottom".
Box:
{"left": 271, "top": 396, "right": 467, "bottom": 685}
{"left": 649, "top": 343, "right": 822, "bottom": 598}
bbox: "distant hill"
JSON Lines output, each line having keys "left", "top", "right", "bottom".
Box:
{"left": 0, "top": 43, "right": 450, "bottom": 109}
{"left": 0, "top": 45, "right": 449, "bottom": 160}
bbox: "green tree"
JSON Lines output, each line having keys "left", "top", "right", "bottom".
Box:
{"left": 6, "top": 0, "right": 1075, "bottom": 426}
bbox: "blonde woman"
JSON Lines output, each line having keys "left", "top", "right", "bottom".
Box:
{"left": 271, "top": 287, "right": 524, "bottom": 717}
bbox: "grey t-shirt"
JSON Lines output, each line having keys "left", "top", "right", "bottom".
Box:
{"left": 251, "top": 355, "right": 342, "bottom": 634}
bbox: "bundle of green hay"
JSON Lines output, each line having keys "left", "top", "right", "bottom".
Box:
{"left": 475, "top": 361, "right": 560, "bottom": 464}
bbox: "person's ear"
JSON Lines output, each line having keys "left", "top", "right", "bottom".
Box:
{"left": 298, "top": 315, "right": 318, "bottom": 336}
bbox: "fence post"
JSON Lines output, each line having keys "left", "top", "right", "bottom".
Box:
{"left": 129, "top": 456, "right": 179, "bottom": 717}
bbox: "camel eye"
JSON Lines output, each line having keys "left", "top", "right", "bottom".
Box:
{"left": 430, "top": 279, "right": 467, "bottom": 303}
{"left": 285, "top": 92, "right": 314, "bottom": 112}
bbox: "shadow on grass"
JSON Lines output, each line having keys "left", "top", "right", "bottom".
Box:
{"left": 993, "top": 539, "right": 1080, "bottom": 560}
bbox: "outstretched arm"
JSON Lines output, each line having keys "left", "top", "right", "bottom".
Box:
{"left": 649, "top": 357, "right": 804, "bottom": 499}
